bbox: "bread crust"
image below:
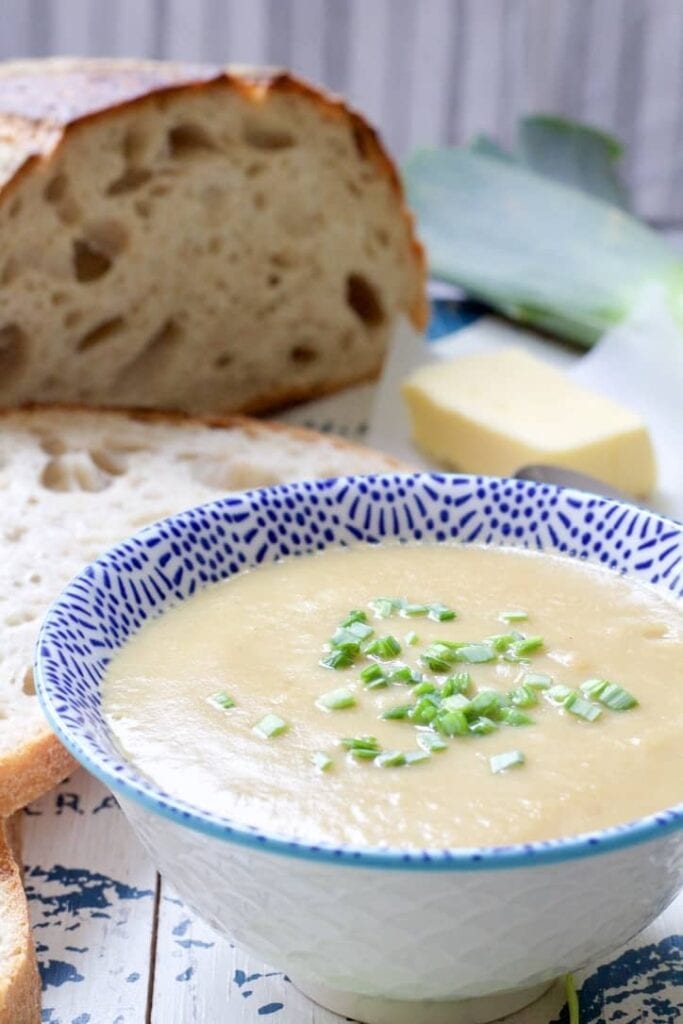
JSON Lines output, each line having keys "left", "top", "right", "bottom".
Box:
{"left": 0, "top": 819, "right": 40, "bottom": 1024}
{"left": 0, "top": 58, "right": 428, "bottom": 332}
{"left": 0, "top": 404, "right": 412, "bottom": 816}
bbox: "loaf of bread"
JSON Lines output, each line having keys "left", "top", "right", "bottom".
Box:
{"left": 0, "top": 815, "right": 40, "bottom": 1024}
{"left": 0, "top": 58, "right": 426, "bottom": 415}
{"left": 0, "top": 406, "right": 408, "bottom": 817}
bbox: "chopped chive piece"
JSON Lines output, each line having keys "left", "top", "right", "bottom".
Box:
{"left": 509, "top": 685, "right": 538, "bottom": 708}
{"left": 428, "top": 603, "right": 457, "bottom": 621}
{"left": 417, "top": 731, "right": 449, "bottom": 752}
{"left": 207, "top": 690, "right": 235, "bottom": 711}
{"left": 501, "top": 707, "right": 534, "bottom": 726}
{"left": 253, "top": 713, "right": 288, "bottom": 738}
{"left": 597, "top": 683, "right": 638, "bottom": 710}
{"left": 547, "top": 684, "right": 573, "bottom": 705}
{"left": 388, "top": 666, "right": 422, "bottom": 685}
{"left": 489, "top": 750, "right": 525, "bottom": 773}
{"left": 500, "top": 610, "right": 528, "bottom": 623}
{"left": 523, "top": 672, "right": 553, "bottom": 690}
{"left": 329, "top": 629, "right": 362, "bottom": 655}
{"left": 376, "top": 750, "right": 406, "bottom": 768}
{"left": 409, "top": 697, "right": 439, "bottom": 724}
{"left": 381, "top": 703, "right": 414, "bottom": 720}
{"left": 350, "top": 747, "right": 381, "bottom": 760}
{"left": 402, "top": 602, "right": 430, "bottom": 617}
{"left": 311, "top": 750, "right": 334, "bottom": 772}
{"left": 442, "top": 672, "right": 472, "bottom": 697}
{"left": 404, "top": 750, "right": 432, "bottom": 765}
{"left": 340, "top": 735, "right": 380, "bottom": 751}
{"left": 468, "top": 715, "right": 497, "bottom": 735}
{"left": 508, "top": 635, "right": 544, "bottom": 659}
{"left": 468, "top": 689, "right": 505, "bottom": 717}
{"left": 345, "top": 620, "right": 374, "bottom": 641}
{"left": 435, "top": 709, "right": 469, "bottom": 736}
{"left": 316, "top": 687, "right": 356, "bottom": 711}
{"left": 421, "top": 651, "right": 454, "bottom": 673}
{"left": 405, "top": 630, "right": 420, "bottom": 646}
{"left": 341, "top": 610, "right": 368, "bottom": 627}
{"left": 360, "top": 663, "right": 385, "bottom": 685}
{"left": 369, "top": 597, "right": 401, "bottom": 618}
{"left": 441, "top": 693, "right": 471, "bottom": 712}
{"left": 454, "top": 642, "right": 496, "bottom": 664}
{"left": 320, "top": 649, "right": 355, "bottom": 670}
{"left": 413, "top": 680, "right": 437, "bottom": 696}
{"left": 366, "top": 677, "right": 390, "bottom": 691}
{"left": 580, "top": 678, "right": 608, "bottom": 699}
{"left": 364, "top": 635, "right": 402, "bottom": 659}
{"left": 564, "top": 692, "right": 602, "bottom": 722}
{"left": 487, "top": 633, "right": 517, "bottom": 653}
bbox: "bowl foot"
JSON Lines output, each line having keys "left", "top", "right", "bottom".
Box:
{"left": 291, "top": 976, "right": 556, "bottom": 1024}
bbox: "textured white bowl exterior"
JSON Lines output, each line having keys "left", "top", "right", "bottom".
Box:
{"left": 122, "top": 794, "right": 683, "bottom": 1001}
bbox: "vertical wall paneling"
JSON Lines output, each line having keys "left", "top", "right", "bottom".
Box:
{"left": 110, "top": 0, "right": 158, "bottom": 58}
{"left": 346, "top": 0, "right": 389, "bottom": 128}
{"left": 290, "top": 0, "right": 325, "bottom": 86}
{"left": 226, "top": 0, "right": 268, "bottom": 67}
{"left": 322, "top": 0, "right": 351, "bottom": 94}
{"left": 582, "top": 0, "right": 624, "bottom": 133}
{"left": 159, "top": 0, "right": 206, "bottom": 62}
{"left": 458, "top": 0, "right": 506, "bottom": 143}
{"left": 200, "top": 0, "right": 232, "bottom": 65}
{"left": 408, "top": 0, "right": 456, "bottom": 149}
{"left": 50, "top": 0, "right": 90, "bottom": 56}
{"left": 382, "top": 0, "right": 417, "bottom": 155}
{"left": 0, "top": 1, "right": 31, "bottom": 59}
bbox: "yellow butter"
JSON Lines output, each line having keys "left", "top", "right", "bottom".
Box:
{"left": 401, "top": 347, "right": 656, "bottom": 497}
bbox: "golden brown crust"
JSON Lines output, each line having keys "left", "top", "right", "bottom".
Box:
{"left": 0, "top": 404, "right": 412, "bottom": 817}
{"left": 0, "top": 821, "right": 40, "bottom": 1024}
{"left": 0, "top": 58, "right": 428, "bottom": 330}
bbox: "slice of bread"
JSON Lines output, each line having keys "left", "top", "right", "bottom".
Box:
{"left": 0, "top": 58, "right": 427, "bottom": 415}
{"left": 0, "top": 405, "right": 409, "bottom": 816}
{"left": 0, "top": 816, "right": 40, "bottom": 1024}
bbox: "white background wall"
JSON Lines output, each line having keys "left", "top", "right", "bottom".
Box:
{"left": 0, "top": 0, "right": 681, "bottom": 222}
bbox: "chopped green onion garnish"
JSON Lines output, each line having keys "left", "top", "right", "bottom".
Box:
{"left": 523, "top": 672, "right": 553, "bottom": 689}
{"left": 404, "top": 750, "right": 432, "bottom": 765}
{"left": 454, "top": 643, "right": 496, "bottom": 664}
{"left": 405, "top": 630, "right": 420, "bottom": 646}
{"left": 597, "top": 682, "right": 638, "bottom": 710}
{"left": 487, "top": 633, "right": 517, "bottom": 653}
{"left": 340, "top": 735, "right": 380, "bottom": 751}
{"left": 435, "top": 709, "right": 469, "bottom": 736}
{"left": 417, "top": 731, "right": 449, "bottom": 752}
{"left": 350, "top": 747, "right": 381, "bottom": 760}
{"left": 376, "top": 750, "right": 406, "bottom": 768}
{"left": 580, "top": 678, "right": 608, "bottom": 699}
{"left": 499, "top": 610, "right": 528, "bottom": 623}
{"left": 341, "top": 610, "right": 368, "bottom": 627}
{"left": 253, "top": 713, "right": 288, "bottom": 739}
{"left": 508, "top": 635, "right": 544, "bottom": 659}
{"left": 207, "top": 690, "right": 235, "bottom": 711}
{"left": 413, "top": 680, "right": 437, "bottom": 696}
{"left": 441, "top": 693, "right": 471, "bottom": 712}
{"left": 329, "top": 629, "right": 362, "bottom": 655}
{"left": 564, "top": 692, "right": 602, "bottom": 722}
{"left": 421, "top": 646, "right": 455, "bottom": 673}
{"left": 509, "top": 685, "right": 538, "bottom": 708}
{"left": 468, "top": 689, "right": 505, "bottom": 717}
{"left": 320, "top": 649, "right": 355, "bottom": 670}
{"left": 381, "top": 703, "right": 414, "bottom": 720}
{"left": 489, "top": 750, "right": 525, "bottom": 773}
{"left": 468, "top": 715, "right": 497, "bottom": 735}
{"left": 311, "top": 750, "right": 334, "bottom": 772}
{"left": 547, "top": 684, "right": 573, "bottom": 705}
{"left": 388, "top": 666, "right": 423, "bottom": 685}
{"left": 360, "top": 663, "right": 385, "bottom": 685}
{"left": 428, "top": 603, "right": 457, "bottom": 621}
{"left": 409, "top": 697, "right": 439, "bottom": 725}
{"left": 369, "top": 597, "right": 401, "bottom": 618}
{"left": 364, "top": 635, "right": 402, "bottom": 659}
{"left": 316, "top": 688, "right": 356, "bottom": 711}
{"left": 402, "top": 602, "right": 430, "bottom": 617}
{"left": 442, "top": 672, "right": 472, "bottom": 697}
{"left": 501, "top": 707, "right": 534, "bottom": 726}
{"left": 344, "top": 620, "right": 374, "bottom": 641}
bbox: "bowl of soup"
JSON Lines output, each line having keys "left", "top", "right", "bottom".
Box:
{"left": 35, "top": 473, "right": 683, "bottom": 1024}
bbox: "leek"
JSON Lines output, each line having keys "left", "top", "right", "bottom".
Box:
{"left": 404, "top": 144, "right": 683, "bottom": 348}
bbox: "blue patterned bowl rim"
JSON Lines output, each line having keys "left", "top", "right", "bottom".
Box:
{"left": 35, "top": 473, "right": 683, "bottom": 871}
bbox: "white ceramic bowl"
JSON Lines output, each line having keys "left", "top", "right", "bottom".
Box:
{"left": 35, "top": 473, "right": 683, "bottom": 1024}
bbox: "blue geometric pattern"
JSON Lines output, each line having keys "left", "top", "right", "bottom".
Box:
{"left": 34, "top": 472, "right": 683, "bottom": 869}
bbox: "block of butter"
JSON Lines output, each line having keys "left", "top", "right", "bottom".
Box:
{"left": 401, "top": 346, "right": 656, "bottom": 498}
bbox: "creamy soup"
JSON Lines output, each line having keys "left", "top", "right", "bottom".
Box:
{"left": 103, "top": 545, "right": 683, "bottom": 848}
